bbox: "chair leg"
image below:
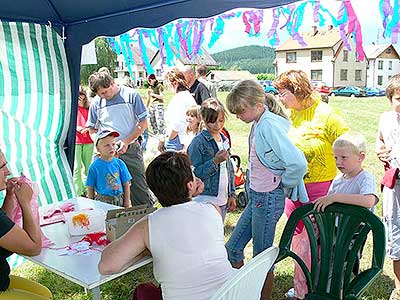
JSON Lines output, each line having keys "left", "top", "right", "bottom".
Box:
{"left": 260, "top": 271, "right": 274, "bottom": 300}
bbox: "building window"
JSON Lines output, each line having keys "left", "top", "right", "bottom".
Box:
{"left": 343, "top": 50, "right": 348, "bottom": 62}
{"left": 378, "top": 60, "right": 383, "bottom": 70}
{"left": 311, "top": 70, "right": 323, "bottom": 81}
{"left": 386, "top": 48, "right": 392, "bottom": 54}
{"left": 389, "top": 61, "right": 393, "bottom": 70}
{"left": 378, "top": 75, "right": 383, "bottom": 85}
{"left": 355, "top": 69, "right": 362, "bottom": 81}
{"left": 389, "top": 75, "right": 393, "bottom": 81}
{"left": 340, "top": 69, "right": 348, "bottom": 81}
{"left": 286, "top": 52, "right": 297, "bottom": 63}
{"left": 311, "top": 50, "right": 323, "bottom": 62}
{"left": 156, "top": 69, "right": 162, "bottom": 77}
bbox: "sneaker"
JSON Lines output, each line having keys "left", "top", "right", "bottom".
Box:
{"left": 390, "top": 289, "right": 400, "bottom": 300}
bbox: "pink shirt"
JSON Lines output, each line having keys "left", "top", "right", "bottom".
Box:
{"left": 249, "top": 125, "right": 281, "bottom": 192}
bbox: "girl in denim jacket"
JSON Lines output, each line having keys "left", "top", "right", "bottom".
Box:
{"left": 225, "top": 80, "right": 307, "bottom": 300}
{"left": 187, "top": 99, "right": 237, "bottom": 221}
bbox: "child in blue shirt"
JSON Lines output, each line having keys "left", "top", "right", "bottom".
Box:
{"left": 86, "top": 130, "right": 132, "bottom": 207}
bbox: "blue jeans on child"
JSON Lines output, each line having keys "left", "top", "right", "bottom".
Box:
{"left": 225, "top": 182, "right": 285, "bottom": 264}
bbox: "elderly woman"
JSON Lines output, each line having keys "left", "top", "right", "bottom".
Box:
{"left": 0, "top": 149, "right": 52, "bottom": 300}
{"left": 158, "top": 68, "right": 197, "bottom": 152}
{"left": 274, "top": 70, "right": 348, "bottom": 299}
{"left": 99, "top": 152, "right": 233, "bottom": 300}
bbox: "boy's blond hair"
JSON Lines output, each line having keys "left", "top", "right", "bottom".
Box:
{"left": 333, "top": 131, "right": 366, "bottom": 154}
{"left": 386, "top": 73, "right": 400, "bottom": 100}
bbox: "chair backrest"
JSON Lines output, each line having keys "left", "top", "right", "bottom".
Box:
{"left": 276, "top": 203, "right": 385, "bottom": 300}
{"left": 210, "top": 246, "right": 278, "bottom": 300}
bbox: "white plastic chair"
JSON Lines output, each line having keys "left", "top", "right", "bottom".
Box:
{"left": 210, "top": 246, "right": 279, "bottom": 300}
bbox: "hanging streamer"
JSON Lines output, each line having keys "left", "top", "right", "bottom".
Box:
{"left": 138, "top": 29, "right": 155, "bottom": 74}
{"left": 105, "top": 0, "right": 400, "bottom": 71}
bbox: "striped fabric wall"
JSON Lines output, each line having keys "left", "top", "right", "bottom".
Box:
{"left": 0, "top": 21, "right": 76, "bottom": 268}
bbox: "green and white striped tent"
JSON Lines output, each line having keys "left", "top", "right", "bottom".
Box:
{"left": 0, "top": 21, "right": 75, "bottom": 268}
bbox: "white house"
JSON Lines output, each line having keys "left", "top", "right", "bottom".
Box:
{"left": 275, "top": 26, "right": 368, "bottom": 88}
{"left": 150, "top": 45, "right": 218, "bottom": 80}
{"left": 115, "top": 46, "right": 155, "bottom": 84}
{"left": 364, "top": 44, "right": 400, "bottom": 88}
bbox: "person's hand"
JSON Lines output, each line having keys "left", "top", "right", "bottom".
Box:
{"left": 116, "top": 140, "right": 128, "bottom": 155}
{"left": 14, "top": 182, "right": 33, "bottom": 207}
{"left": 6, "top": 177, "right": 18, "bottom": 194}
{"left": 80, "top": 127, "right": 90, "bottom": 135}
{"left": 214, "top": 150, "right": 229, "bottom": 164}
{"left": 192, "top": 177, "right": 204, "bottom": 197}
{"left": 158, "top": 140, "right": 166, "bottom": 152}
{"left": 227, "top": 196, "right": 237, "bottom": 212}
{"left": 314, "top": 195, "right": 335, "bottom": 212}
{"left": 377, "top": 145, "right": 391, "bottom": 163}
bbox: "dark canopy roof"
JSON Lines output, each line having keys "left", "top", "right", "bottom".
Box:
{"left": 0, "top": 0, "right": 299, "bottom": 167}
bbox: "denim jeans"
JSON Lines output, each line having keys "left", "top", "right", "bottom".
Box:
{"left": 225, "top": 182, "right": 285, "bottom": 264}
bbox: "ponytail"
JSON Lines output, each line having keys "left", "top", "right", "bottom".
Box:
{"left": 265, "top": 93, "right": 289, "bottom": 120}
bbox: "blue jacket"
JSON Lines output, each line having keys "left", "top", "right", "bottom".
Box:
{"left": 251, "top": 107, "right": 309, "bottom": 203}
{"left": 188, "top": 129, "right": 235, "bottom": 198}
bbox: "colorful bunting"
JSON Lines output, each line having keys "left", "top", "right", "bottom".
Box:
{"left": 106, "top": 0, "right": 400, "bottom": 79}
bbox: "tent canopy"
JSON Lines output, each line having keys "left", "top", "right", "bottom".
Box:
{"left": 0, "top": 0, "right": 299, "bottom": 167}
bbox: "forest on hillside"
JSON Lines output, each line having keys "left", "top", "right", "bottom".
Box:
{"left": 211, "top": 45, "right": 276, "bottom": 74}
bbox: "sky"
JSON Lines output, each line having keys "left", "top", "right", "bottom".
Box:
{"left": 203, "top": 0, "right": 396, "bottom": 54}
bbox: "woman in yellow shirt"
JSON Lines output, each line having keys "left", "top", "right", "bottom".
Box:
{"left": 274, "top": 70, "right": 348, "bottom": 299}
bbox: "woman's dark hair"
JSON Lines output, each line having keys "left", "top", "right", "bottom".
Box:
{"left": 146, "top": 152, "right": 194, "bottom": 207}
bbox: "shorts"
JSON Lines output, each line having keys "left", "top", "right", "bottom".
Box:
{"left": 382, "top": 184, "right": 400, "bottom": 260}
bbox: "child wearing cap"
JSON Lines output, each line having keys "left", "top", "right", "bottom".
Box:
{"left": 86, "top": 130, "right": 132, "bottom": 208}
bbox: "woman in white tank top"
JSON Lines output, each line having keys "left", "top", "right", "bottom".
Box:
{"left": 99, "top": 152, "right": 233, "bottom": 300}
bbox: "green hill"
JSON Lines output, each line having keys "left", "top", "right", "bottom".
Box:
{"left": 211, "top": 45, "right": 276, "bottom": 74}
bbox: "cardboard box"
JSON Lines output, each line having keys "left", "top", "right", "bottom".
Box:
{"left": 105, "top": 205, "right": 156, "bottom": 241}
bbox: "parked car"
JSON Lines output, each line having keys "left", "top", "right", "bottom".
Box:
{"left": 363, "top": 87, "right": 385, "bottom": 97}
{"left": 258, "top": 80, "right": 278, "bottom": 95}
{"left": 311, "top": 81, "right": 331, "bottom": 95}
{"left": 329, "top": 86, "right": 367, "bottom": 97}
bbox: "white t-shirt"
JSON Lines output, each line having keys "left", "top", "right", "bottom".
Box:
{"left": 165, "top": 91, "right": 196, "bottom": 140}
{"left": 328, "top": 170, "right": 379, "bottom": 208}
{"left": 148, "top": 201, "right": 233, "bottom": 300}
{"left": 377, "top": 111, "right": 400, "bottom": 168}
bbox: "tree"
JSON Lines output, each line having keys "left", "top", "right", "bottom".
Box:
{"left": 80, "top": 38, "right": 117, "bottom": 85}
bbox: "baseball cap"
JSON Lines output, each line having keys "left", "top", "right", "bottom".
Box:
{"left": 147, "top": 74, "right": 156, "bottom": 80}
{"left": 95, "top": 130, "right": 120, "bottom": 146}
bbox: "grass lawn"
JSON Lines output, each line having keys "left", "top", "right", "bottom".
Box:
{"left": 12, "top": 92, "right": 395, "bottom": 299}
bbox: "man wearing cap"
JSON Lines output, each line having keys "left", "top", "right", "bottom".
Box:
{"left": 87, "top": 72, "right": 154, "bottom": 207}
{"left": 87, "top": 130, "right": 132, "bottom": 208}
{"left": 182, "top": 65, "right": 210, "bottom": 105}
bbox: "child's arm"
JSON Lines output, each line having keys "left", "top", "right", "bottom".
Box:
{"left": 314, "top": 193, "right": 376, "bottom": 212}
{"left": 187, "top": 140, "right": 227, "bottom": 180}
{"left": 227, "top": 196, "right": 237, "bottom": 212}
{"left": 87, "top": 186, "right": 95, "bottom": 199}
{"left": 123, "top": 181, "right": 131, "bottom": 208}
